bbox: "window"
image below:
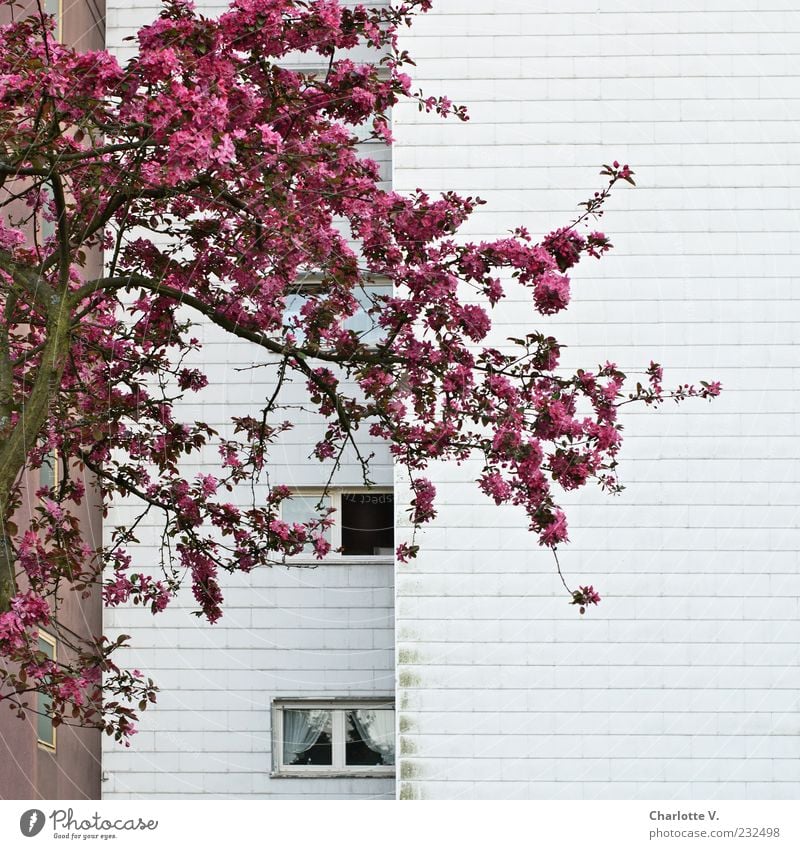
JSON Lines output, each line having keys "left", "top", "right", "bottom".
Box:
{"left": 45, "top": 0, "right": 61, "bottom": 41}
{"left": 283, "top": 278, "right": 390, "bottom": 346}
{"left": 272, "top": 699, "right": 395, "bottom": 776}
{"left": 281, "top": 488, "right": 394, "bottom": 558}
{"left": 39, "top": 448, "right": 59, "bottom": 493}
{"left": 37, "top": 632, "right": 56, "bottom": 751}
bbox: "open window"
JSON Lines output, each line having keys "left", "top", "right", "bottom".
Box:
{"left": 272, "top": 699, "right": 395, "bottom": 777}
{"left": 281, "top": 488, "right": 394, "bottom": 559}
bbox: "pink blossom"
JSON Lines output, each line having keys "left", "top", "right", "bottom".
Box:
{"left": 533, "top": 272, "right": 571, "bottom": 315}
{"left": 410, "top": 478, "right": 437, "bottom": 524}
{"left": 196, "top": 473, "right": 219, "bottom": 497}
{"left": 571, "top": 584, "right": 602, "bottom": 614}
{"left": 0, "top": 611, "right": 26, "bottom": 651}
{"left": 0, "top": 221, "right": 25, "bottom": 251}
{"left": 10, "top": 592, "right": 50, "bottom": 626}
{"left": 542, "top": 227, "right": 586, "bottom": 272}
{"left": 539, "top": 511, "right": 569, "bottom": 547}
{"left": 269, "top": 520, "right": 291, "bottom": 542}
{"left": 479, "top": 472, "right": 512, "bottom": 505}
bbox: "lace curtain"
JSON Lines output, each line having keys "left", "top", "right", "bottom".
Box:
{"left": 283, "top": 709, "right": 329, "bottom": 764}
{"left": 351, "top": 709, "right": 395, "bottom": 765}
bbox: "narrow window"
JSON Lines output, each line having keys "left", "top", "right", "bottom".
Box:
{"left": 39, "top": 448, "right": 59, "bottom": 493}
{"left": 37, "top": 632, "right": 56, "bottom": 751}
{"left": 44, "top": 0, "right": 61, "bottom": 41}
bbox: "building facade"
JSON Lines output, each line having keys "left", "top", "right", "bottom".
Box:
{"left": 101, "top": 0, "right": 397, "bottom": 800}
{"left": 102, "top": 0, "right": 800, "bottom": 801}
{"left": 0, "top": 0, "right": 105, "bottom": 802}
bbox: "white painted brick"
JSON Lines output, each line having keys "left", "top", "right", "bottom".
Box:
{"left": 103, "top": 0, "right": 800, "bottom": 802}
{"left": 395, "top": 2, "right": 800, "bottom": 801}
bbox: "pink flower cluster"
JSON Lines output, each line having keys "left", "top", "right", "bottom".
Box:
{"left": 571, "top": 585, "right": 602, "bottom": 615}
{"left": 409, "top": 478, "right": 437, "bottom": 524}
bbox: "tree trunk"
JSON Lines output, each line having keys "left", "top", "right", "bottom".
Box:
{"left": 0, "top": 535, "right": 13, "bottom": 612}
{"left": 0, "top": 292, "right": 74, "bottom": 611}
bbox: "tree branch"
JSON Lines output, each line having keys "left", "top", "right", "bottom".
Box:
{"left": 71, "top": 274, "right": 390, "bottom": 367}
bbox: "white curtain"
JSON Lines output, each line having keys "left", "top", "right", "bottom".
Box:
{"left": 283, "top": 710, "right": 329, "bottom": 764}
{"left": 352, "top": 709, "right": 395, "bottom": 765}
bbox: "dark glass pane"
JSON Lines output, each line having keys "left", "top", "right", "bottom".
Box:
{"left": 345, "top": 710, "right": 395, "bottom": 766}
{"left": 291, "top": 730, "right": 332, "bottom": 765}
{"left": 341, "top": 493, "right": 394, "bottom": 556}
{"left": 282, "top": 709, "right": 332, "bottom": 766}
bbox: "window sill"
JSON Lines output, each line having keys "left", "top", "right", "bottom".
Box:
{"left": 270, "top": 770, "right": 395, "bottom": 779}
{"left": 286, "top": 556, "right": 394, "bottom": 567}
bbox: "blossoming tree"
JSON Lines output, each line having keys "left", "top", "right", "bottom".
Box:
{"left": 0, "top": 0, "right": 719, "bottom": 741}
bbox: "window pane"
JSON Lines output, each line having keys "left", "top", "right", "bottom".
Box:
{"left": 282, "top": 709, "right": 332, "bottom": 766}
{"left": 284, "top": 284, "right": 388, "bottom": 346}
{"left": 283, "top": 291, "right": 311, "bottom": 343}
{"left": 39, "top": 450, "right": 57, "bottom": 492}
{"left": 281, "top": 495, "right": 331, "bottom": 550}
{"left": 346, "top": 709, "right": 395, "bottom": 766}
{"left": 44, "top": 0, "right": 60, "bottom": 41}
{"left": 37, "top": 636, "right": 55, "bottom": 747}
{"left": 343, "top": 285, "right": 388, "bottom": 344}
{"left": 341, "top": 493, "right": 394, "bottom": 556}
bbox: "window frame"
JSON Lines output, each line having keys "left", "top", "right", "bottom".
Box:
{"left": 36, "top": 630, "right": 57, "bottom": 752}
{"left": 271, "top": 697, "right": 395, "bottom": 778}
{"left": 39, "top": 447, "right": 60, "bottom": 495}
{"left": 281, "top": 486, "right": 394, "bottom": 563}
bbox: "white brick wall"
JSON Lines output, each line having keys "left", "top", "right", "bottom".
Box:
{"left": 394, "top": 1, "right": 800, "bottom": 800}
{"left": 103, "top": 0, "right": 800, "bottom": 801}
{"left": 102, "top": 0, "right": 395, "bottom": 800}
{"left": 103, "top": 561, "right": 394, "bottom": 799}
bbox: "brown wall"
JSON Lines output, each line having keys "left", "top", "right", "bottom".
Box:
{"left": 0, "top": 457, "right": 105, "bottom": 801}
{"left": 0, "top": 457, "right": 105, "bottom": 799}
{"left": 0, "top": 0, "right": 106, "bottom": 801}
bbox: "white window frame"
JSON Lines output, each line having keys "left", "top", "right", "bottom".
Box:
{"left": 271, "top": 697, "right": 395, "bottom": 778}
{"left": 281, "top": 486, "right": 394, "bottom": 563}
